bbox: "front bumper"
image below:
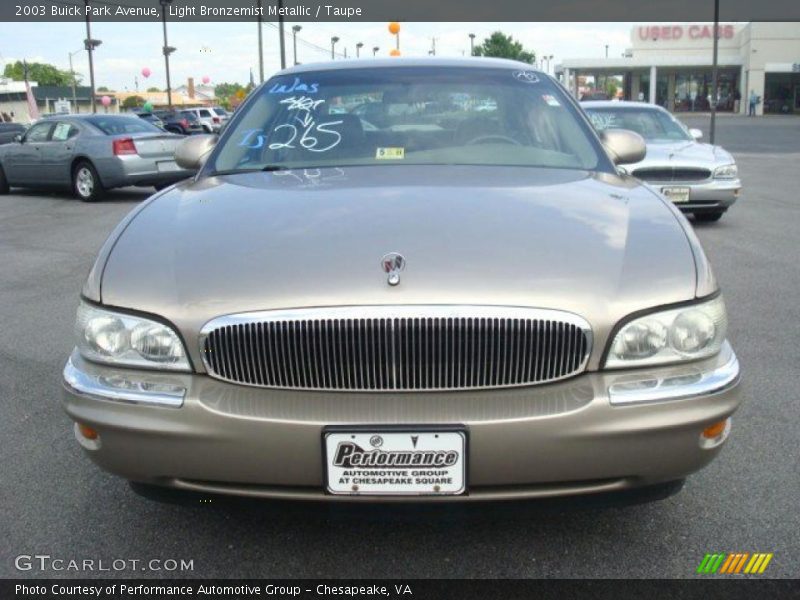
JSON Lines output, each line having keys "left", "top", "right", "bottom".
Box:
{"left": 648, "top": 178, "right": 741, "bottom": 212}
{"left": 62, "top": 343, "right": 741, "bottom": 501}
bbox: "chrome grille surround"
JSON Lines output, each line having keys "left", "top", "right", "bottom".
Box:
{"left": 199, "top": 306, "right": 593, "bottom": 392}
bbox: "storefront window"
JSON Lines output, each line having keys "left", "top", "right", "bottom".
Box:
{"left": 673, "top": 69, "right": 739, "bottom": 112}
{"left": 764, "top": 73, "right": 800, "bottom": 114}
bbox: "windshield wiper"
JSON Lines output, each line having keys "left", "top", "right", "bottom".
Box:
{"left": 208, "top": 166, "right": 289, "bottom": 176}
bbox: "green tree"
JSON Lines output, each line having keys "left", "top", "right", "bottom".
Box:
{"left": 146, "top": 86, "right": 161, "bottom": 93}
{"left": 3, "top": 60, "right": 77, "bottom": 86}
{"left": 97, "top": 86, "right": 112, "bottom": 92}
{"left": 121, "top": 95, "right": 145, "bottom": 109}
{"left": 472, "top": 32, "right": 535, "bottom": 64}
{"left": 214, "top": 82, "right": 246, "bottom": 100}
{"left": 605, "top": 81, "right": 619, "bottom": 99}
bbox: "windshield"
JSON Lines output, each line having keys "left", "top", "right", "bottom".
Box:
{"left": 584, "top": 107, "right": 693, "bottom": 142}
{"left": 86, "top": 115, "right": 163, "bottom": 135}
{"left": 213, "top": 107, "right": 227, "bottom": 116}
{"left": 210, "top": 67, "right": 605, "bottom": 173}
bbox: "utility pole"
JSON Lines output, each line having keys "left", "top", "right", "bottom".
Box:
{"left": 292, "top": 25, "right": 302, "bottom": 65}
{"left": 83, "top": 0, "right": 97, "bottom": 113}
{"left": 159, "top": 0, "right": 176, "bottom": 108}
{"left": 277, "top": 0, "right": 286, "bottom": 69}
{"left": 710, "top": 0, "right": 720, "bottom": 143}
{"left": 257, "top": 0, "right": 264, "bottom": 82}
{"left": 430, "top": 37, "right": 436, "bottom": 56}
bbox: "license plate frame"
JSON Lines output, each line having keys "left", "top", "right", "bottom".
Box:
{"left": 661, "top": 186, "right": 691, "bottom": 203}
{"left": 322, "top": 425, "right": 468, "bottom": 497}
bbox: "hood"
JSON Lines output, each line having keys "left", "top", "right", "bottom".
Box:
{"left": 634, "top": 140, "right": 733, "bottom": 168}
{"left": 98, "top": 165, "right": 699, "bottom": 367}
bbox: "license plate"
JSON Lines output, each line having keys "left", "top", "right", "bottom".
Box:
{"left": 661, "top": 186, "right": 691, "bottom": 203}
{"left": 156, "top": 160, "right": 181, "bottom": 173}
{"left": 324, "top": 430, "right": 467, "bottom": 496}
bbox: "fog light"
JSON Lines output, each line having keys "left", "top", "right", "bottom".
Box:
{"left": 78, "top": 423, "right": 98, "bottom": 440}
{"left": 699, "top": 418, "right": 731, "bottom": 449}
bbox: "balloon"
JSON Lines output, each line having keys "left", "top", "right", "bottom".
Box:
{"left": 390, "top": 48, "right": 401, "bottom": 57}
{"left": 141, "top": 67, "right": 151, "bottom": 78}
{"left": 100, "top": 95, "right": 111, "bottom": 107}
{"left": 143, "top": 101, "right": 153, "bottom": 112}
{"left": 388, "top": 22, "right": 400, "bottom": 35}
{"left": 202, "top": 75, "right": 210, "bottom": 84}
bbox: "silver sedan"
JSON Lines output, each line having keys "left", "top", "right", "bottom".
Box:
{"left": 0, "top": 114, "right": 194, "bottom": 201}
{"left": 583, "top": 101, "right": 741, "bottom": 222}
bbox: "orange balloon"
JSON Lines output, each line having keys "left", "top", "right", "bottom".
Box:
{"left": 388, "top": 22, "right": 400, "bottom": 35}
{"left": 390, "top": 49, "right": 401, "bottom": 57}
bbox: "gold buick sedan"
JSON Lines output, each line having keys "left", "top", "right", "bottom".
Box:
{"left": 62, "top": 58, "right": 741, "bottom": 502}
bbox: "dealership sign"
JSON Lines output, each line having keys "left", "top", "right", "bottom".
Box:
{"left": 638, "top": 24, "right": 735, "bottom": 41}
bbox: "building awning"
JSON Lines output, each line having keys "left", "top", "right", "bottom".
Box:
{"left": 556, "top": 54, "right": 744, "bottom": 74}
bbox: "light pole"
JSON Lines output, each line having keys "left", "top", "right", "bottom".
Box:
{"left": 545, "top": 54, "right": 553, "bottom": 74}
{"left": 469, "top": 33, "right": 475, "bottom": 56}
{"left": 331, "top": 36, "right": 339, "bottom": 60}
{"left": 372, "top": 46, "right": 379, "bottom": 57}
{"left": 292, "top": 25, "right": 301, "bottom": 65}
{"left": 83, "top": 0, "right": 100, "bottom": 113}
{"left": 277, "top": 0, "right": 286, "bottom": 69}
{"left": 710, "top": 0, "right": 720, "bottom": 142}
{"left": 159, "top": 0, "right": 176, "bottom": 108}
{"left": 256, "top": 0, "right": 264, "bottom": 83}
{"left": 356, "top": 42, "right": 363, "bottom": 58}
{"left": 605, "top": 45, "right": 609, "bottom": 58}
{"left": 68, "top": 48, "right": 82, "bottom": 113}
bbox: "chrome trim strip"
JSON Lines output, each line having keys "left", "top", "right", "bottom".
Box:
{"left": 608, "top": 352, "right": 739, "bottom": 406}
{"left": 199, "top": 305, "right": 594, "bottom": 392}
{"left": 63, "top": 357, "right": 185, "bottom": 408}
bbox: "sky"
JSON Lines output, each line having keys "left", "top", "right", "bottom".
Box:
{"left": 0, "top": 22, "right": 633, "bottom": 91}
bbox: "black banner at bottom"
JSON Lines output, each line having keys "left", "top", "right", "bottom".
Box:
{"left": 3, "top": 579, "right": 799, "bottom": 600}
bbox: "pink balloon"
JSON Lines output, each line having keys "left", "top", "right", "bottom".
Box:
{"left": 141, "top": 67, "right": 151, "bottom": 78}
{"left": 100, "top": 95, "right": 111, "bottom": 107}
{"left": 202, "top": 76, "right": 210, "bottom": 84}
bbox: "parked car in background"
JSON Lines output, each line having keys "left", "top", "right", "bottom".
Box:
{"left": 0, "top": 122, "right": 27, "bottom": 145}
{"left": 583, "top": 101, "right": 741, "bottom": 222}
{"left": 62, "top": 59, "right": 740, "bottom": 503}
{"left": 153, "top": 110, "right": 203, "bottom": 135}
{"left": 182, "top": 106, "right": 227, "bottom": 132}
{"left": 134, "top": 111, "right": 166, "bottom": 130}
{"left": 0, "top": 114, "right": 194, "bottom": 201}
{"left": 580, "top": 90, "right": 610, "bottom": 101}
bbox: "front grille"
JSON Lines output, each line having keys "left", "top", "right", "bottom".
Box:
{"left": 200, "top": 307, "right": 592, "bottom": 391}
{"left": 632, "top": 167, "right": 711, "bottom": 182}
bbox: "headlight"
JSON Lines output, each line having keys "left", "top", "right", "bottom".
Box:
{"left": 605, "top": 296, "right": 727, "bottom": 368}
{"left": 75, "top": 302, "right": 190, "bottom": 371}
{"left": 713, "top": 164, "right": 738, "bottom": 179}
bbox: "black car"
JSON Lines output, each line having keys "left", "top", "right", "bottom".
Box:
{"left": 133, "top": 112, "right": 165, "bottom": 130}
{"left": 154, "top": 110, "right": 203, "bottom": 135}
{"left": 0, "top": 123, "right": 27, "bottom": 145}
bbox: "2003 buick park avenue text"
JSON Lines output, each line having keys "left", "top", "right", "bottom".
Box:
{"left": 62, "top": 58, "right": 741, "bottom": 503}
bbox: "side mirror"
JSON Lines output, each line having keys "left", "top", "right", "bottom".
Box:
{"left": 13, "top": 134, "right": 22, "bottom": 143}
{"left": 175, "top": 133, "right": 217, "bottom": 170}
{"left": 600, "top": 129, "right": 646, "bottom": 165}
{"left": 689, "top": 128, "right": 703, "bottom": 140}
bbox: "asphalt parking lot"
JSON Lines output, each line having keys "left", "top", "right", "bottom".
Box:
{"left": 1, "top": 115, "right": 798, "bottom": 579}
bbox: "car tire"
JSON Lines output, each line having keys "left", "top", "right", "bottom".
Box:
{"left": 0, "top": 163, "right": 9, "bottom": 194}
{"left": 72, "top": 161, "right": 105, "bottom": 202}
{"left": 694, "top": 211, "right": 724, "bottom": 222}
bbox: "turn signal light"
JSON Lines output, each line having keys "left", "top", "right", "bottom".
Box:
{"left": 112, "top": 137, "right": 137, "bottom": 156}
{"left": 78, "top": 424, "right": 99, "bottom": 440}
{"left": 702, "top": 420, "right": 727, "bottom": 439}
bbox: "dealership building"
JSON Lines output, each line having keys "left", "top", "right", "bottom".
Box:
{"left": 556, "top": 22, "right": 800, "bottom": 115}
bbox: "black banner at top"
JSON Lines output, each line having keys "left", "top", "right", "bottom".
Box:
{"left": 3, "top": 0, "right": 800, "bottom": 22}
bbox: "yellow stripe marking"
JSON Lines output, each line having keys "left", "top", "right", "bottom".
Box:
{"left": 758, "top": 553, "right": 774, "bottom": 574}
{"left": 744, "top": 554, "right": 760, "bottom": 574}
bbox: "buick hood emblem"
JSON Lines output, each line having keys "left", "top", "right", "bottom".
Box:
{"left": 381, "top": 252, "right": 406, "bottom": 286}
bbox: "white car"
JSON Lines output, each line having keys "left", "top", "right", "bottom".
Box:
{"left": 182, "top": 107, "right": 229, "bottom": 133}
